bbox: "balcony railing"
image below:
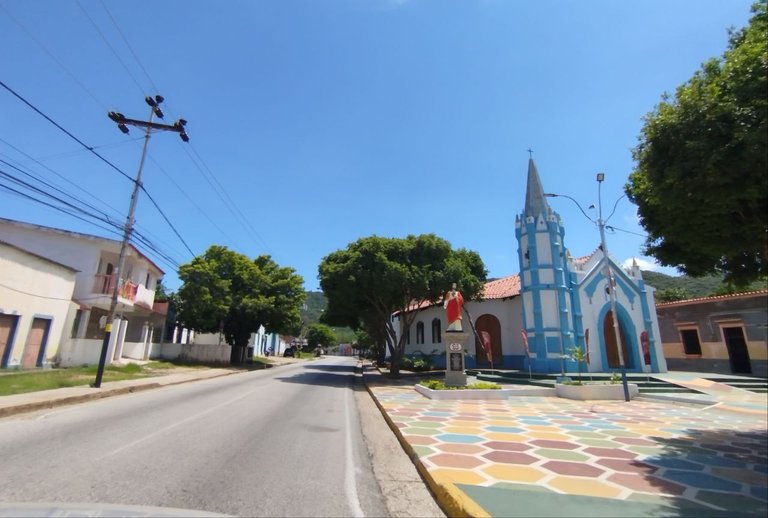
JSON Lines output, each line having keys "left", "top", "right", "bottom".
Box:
{"left": 91, "top": 274, "right": 137, "bottom": 302}
{"left": 134, "top": 284, "right": 156, "bottom": 309}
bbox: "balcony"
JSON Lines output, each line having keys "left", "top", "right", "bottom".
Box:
{"left": 134, "top": 284, "right": 156, "bottom": 310}
{"left": 92, "top": 274, "right": 137, "bottom": 304}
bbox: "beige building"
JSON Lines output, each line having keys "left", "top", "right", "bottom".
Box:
{"left": 657, "top": 290, "right": 767, "bottom": 377}
{"left": 0, "top": 240, "right": 77, "bottom": 368}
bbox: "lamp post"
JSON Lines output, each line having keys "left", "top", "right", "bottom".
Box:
{"left": 545, "top": 173, "right": 631, "bottom": 402}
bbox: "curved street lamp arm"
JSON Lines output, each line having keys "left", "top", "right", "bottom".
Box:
{"left": 544, "top": 193, "right": 596, "bottom": 223}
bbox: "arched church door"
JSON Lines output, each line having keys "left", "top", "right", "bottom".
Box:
{"left": 603, "top": 310, "right": 632, "bottom": 369}
{"left": 475, "top": 314, "right": 502, "bottom": 366}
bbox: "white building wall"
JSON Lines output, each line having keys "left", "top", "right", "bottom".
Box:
{"left": 0, "top": 242, "right": 77, "bottom": 367}
{"left": 536, "top": 233, "right": 552, "bottom": 264}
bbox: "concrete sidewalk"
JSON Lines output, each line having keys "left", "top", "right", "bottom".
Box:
{"left": 363, "top": 366, "right": 767, "bottom": 517}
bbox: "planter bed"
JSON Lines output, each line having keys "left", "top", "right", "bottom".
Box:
{"left": 555, "top": 382, "right": 639, "bottom": 401}
{"left": 414, "top": 384, "right": 555, "bottom": 400}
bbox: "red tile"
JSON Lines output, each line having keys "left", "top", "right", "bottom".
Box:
{"left": 484, "top": 441, "right": 532, "bottom": 452}
{"left": 429, "top": 453, "right": 486, "bottom": 469}
{"left": 483, "top": 451, "right": 538, "bottom": 465}
{"left": 542, "top": 461, "right": 605, "bottom": 477}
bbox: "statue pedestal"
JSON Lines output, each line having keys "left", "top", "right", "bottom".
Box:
{"left": 444, "top": 331, "right": 468, "bottom": 386}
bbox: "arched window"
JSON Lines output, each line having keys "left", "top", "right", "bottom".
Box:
{"left": 416, "top": 322, "right": 425, "bottom": 344}
{"left": 405, "top": 327, "right": 411, "bottom": 345}
{"left": 431, "top": 318, "right": 442, "bottom": 344}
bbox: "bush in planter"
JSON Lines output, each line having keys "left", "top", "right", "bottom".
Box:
{"left": 419, "top": 379, "right": 501, "bottom": 390}
{"left": 570, "top": 345, "right": 587, "bottom": 384}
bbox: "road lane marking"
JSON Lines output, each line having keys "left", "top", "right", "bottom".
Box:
{"left": 344, "top": 385, "right": 365, "bottom": 518}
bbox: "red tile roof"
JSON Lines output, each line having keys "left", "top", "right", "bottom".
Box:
{"left": 482, "top": 275, "right": 521, "bottom": 300}
{"left": 655, "top": 289, "right": 768, "bottom": 307}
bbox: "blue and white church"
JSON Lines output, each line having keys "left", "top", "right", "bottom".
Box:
{"left": 396, "top": 158, "right": 667, "bottom": 374}
{"left": 515, "top": 158, "right": 667, "bottom": 374}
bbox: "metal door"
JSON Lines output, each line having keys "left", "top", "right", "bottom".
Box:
{"left": 21, "top": 318, "right": 50, "bottom": 369}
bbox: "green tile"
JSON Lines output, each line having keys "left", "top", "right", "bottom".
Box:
{"left": 403, "top": 427, "right": 441, "bottom": 436}
{"left": 534, "top": 448, "right": 590, "bottom": 461}
{"left": 412, "top": 445, "right": 435, "bottom": 458}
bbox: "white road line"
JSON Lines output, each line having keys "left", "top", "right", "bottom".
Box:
{"left": 344, "top": 386, "right": 365, "bottom": 518}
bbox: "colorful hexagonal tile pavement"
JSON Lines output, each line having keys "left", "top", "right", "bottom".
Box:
{"left": 366, "top": 370, "right": 767, "bottom": 517}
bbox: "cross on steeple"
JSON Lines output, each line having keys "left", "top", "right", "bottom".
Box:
{"left": 527, "top": 148, "right": 533, "bottom": 158}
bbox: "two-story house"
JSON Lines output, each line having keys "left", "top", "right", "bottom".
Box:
{"left": 0, "top": 217, "right": 166, "bottom": 367}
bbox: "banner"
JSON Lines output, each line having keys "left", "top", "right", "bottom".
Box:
{"left": 521, "top": 330, "right": 529, "bottom": 357}
{"left": 641, "top": 330, "right": 651, "bottom": 365}
{"left": 480, "top": 331, "right": 492, "bottom": 363}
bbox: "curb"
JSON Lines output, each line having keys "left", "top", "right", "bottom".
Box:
{"left": 362, "top": 368, "right": 490, "bottom": 518}
{"left": 0, "top": 371, "right": 238, "bottom": 418}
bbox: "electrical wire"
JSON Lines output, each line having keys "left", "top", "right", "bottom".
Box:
{"left": 75, "top": 0, "right": 147, "bottom": 97}
{"left": 0, "top": 80, "right": 194, "bottom": 261}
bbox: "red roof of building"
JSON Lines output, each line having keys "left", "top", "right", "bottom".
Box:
{"left": 482, "top": 275, "right": 521, "bottom": 300}
{"left": 655, "top": 289, "right": 768, "bottom": 307}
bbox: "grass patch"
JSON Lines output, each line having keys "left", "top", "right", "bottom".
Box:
{"left": 420, "top": 379, "right": 501, "bottom": 391}
{"left": 0, "top": 363, "right": 163, "bottom": 396}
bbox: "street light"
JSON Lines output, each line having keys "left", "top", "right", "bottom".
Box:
{"left": 545, "top": 173, "right": 631, "bottom": 402}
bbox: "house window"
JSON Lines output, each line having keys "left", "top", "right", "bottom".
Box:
{"left": 416, "top": 322, "right": 424, "bottom": 344}
{"left": 680, "top": 329, "right": 702, "bottom": 355}
{"left": 431, "top": 318, "right": 441, "bottom": 344}
{"left": 405, "top": 327, "right": 411, "bottom": 345}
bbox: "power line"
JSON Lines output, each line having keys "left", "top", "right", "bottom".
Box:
{"left": 0, "top": 80, "right": 194, "bottom": 261}
{"left": 605, "top": 225, "right": 648, "bottom": 239}
{"left": 0, "top": 166, "right": 183, "bottom": 272}
{"left": 98, "top": 0, "right": 159, "bottom": 93}
{"left": 75, "top": 0, "right": 147, "bottom": 97}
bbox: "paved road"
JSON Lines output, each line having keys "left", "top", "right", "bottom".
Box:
{"left": 0, "top": 357, "right": 389, "bottom": 517}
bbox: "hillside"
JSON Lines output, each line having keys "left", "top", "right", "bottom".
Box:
{"left": 642, "top": 271, "right": 766, "bottom": 299}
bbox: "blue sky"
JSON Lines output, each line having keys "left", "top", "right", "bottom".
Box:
{"left": 0, "top": 0, "right": 755, "bottom": 291}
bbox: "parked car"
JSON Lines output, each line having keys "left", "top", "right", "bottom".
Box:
{"left": 284, "top": 347, "right": 295, "bottom": 357}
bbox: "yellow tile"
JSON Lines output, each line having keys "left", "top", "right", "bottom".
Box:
{"left": 430, "top": 468, "right": 489, "bottom": 486}
{"left": 524, "top": 432, "right": 571, "bottom": 441}
{"left": 547, "top": 476, "right": 622, "bottom": 498}
{"left": 487, "top": 420, "right": 521, "bottom": 426}
{"left": 483, "top": 465, "right": 546, "bottom": 483}
{"left": 483, "top": 432, "right": 529, "bottom": 442}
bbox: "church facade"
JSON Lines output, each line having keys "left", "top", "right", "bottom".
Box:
{"left": 396, "top": 159, "right": 667, "bottom": 374}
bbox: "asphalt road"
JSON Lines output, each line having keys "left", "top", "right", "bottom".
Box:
{"left": 0, "top": 357, "right": 390, "bottom": 517}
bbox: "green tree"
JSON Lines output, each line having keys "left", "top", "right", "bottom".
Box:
{"left": 176, "top": 245, "right": 305, "bottom": 364}
{"left": 626, "top": 2, "right": 767, "bottom": 286}
{"left": 654, "top": 287, "right": 691, "bottom": 303}
{"left": 306, "top": 323, "right": 337, "bottom": 350}
{"left": 318, "top": 234, "right": 487, "bottom": 375}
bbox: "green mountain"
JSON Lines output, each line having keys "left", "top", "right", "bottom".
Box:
{"left": 642, "top": 270, "right": 766, "bottom": 300}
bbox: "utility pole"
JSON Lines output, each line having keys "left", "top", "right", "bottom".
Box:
{"left": 596, "top": 173, "right": 631, "bottom": 402}
{"left": 94, "top": 96, "right": 189, "bottom": 388}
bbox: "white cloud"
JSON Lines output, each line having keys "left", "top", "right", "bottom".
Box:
{"left": 621, "top": 257, "right": 680, "bottom": 276}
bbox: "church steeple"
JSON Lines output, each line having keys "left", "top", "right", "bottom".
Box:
{"left": 524, "top": 158, "right": 551, "bottom": 218}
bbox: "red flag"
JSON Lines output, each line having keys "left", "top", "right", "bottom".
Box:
{"left": 521, "top": 330, "right": 529, "bottom": 356}
{"left": 480, "top": 331, "right": 492, "bottom": 363}
{"left": 585, "top": 328, "right": 590, "bottom": 364}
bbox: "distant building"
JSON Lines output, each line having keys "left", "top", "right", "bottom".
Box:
{"left": 656, "top": 290, "right": 767, "bottom": 377}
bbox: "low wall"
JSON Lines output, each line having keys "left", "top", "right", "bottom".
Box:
{"left": 121, "top": 340, "right": 147, "bottom": 360}
{"left": 152, "top": 342, "right": 230, "bottom": 364}
{"left": 58, "top": 338, "right": 102, "bottom": 367}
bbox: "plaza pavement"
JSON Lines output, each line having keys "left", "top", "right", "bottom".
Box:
{"left": 363, "top": 366, "right": 767, "bottom": 518}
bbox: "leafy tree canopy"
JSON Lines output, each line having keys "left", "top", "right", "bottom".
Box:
{"left": 318, "top": 234, "right": 487, "bottom": 374}
{"left": 176, "top": 245, "right": 305, "bottom": 361}
{"left": 306, "top": 323, "right": 337, "bottom": 350}
{"left": 626, "top": 2, "right": 767, "bottom": 286}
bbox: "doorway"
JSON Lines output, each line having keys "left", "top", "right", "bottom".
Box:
{"left": 475, "top": 314, "right": 502, "bottom": 367}
{"left": 22, "top": 318, "right": 51, "bottom": 369}
{"left": 603, "top": 310, "right": 632, "bottom": 369}
{"left": 723, "top": 326, "right": 751, "bottom": 374}
{"left": 1, "top": 314, "right": 19, "bottom": 368}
